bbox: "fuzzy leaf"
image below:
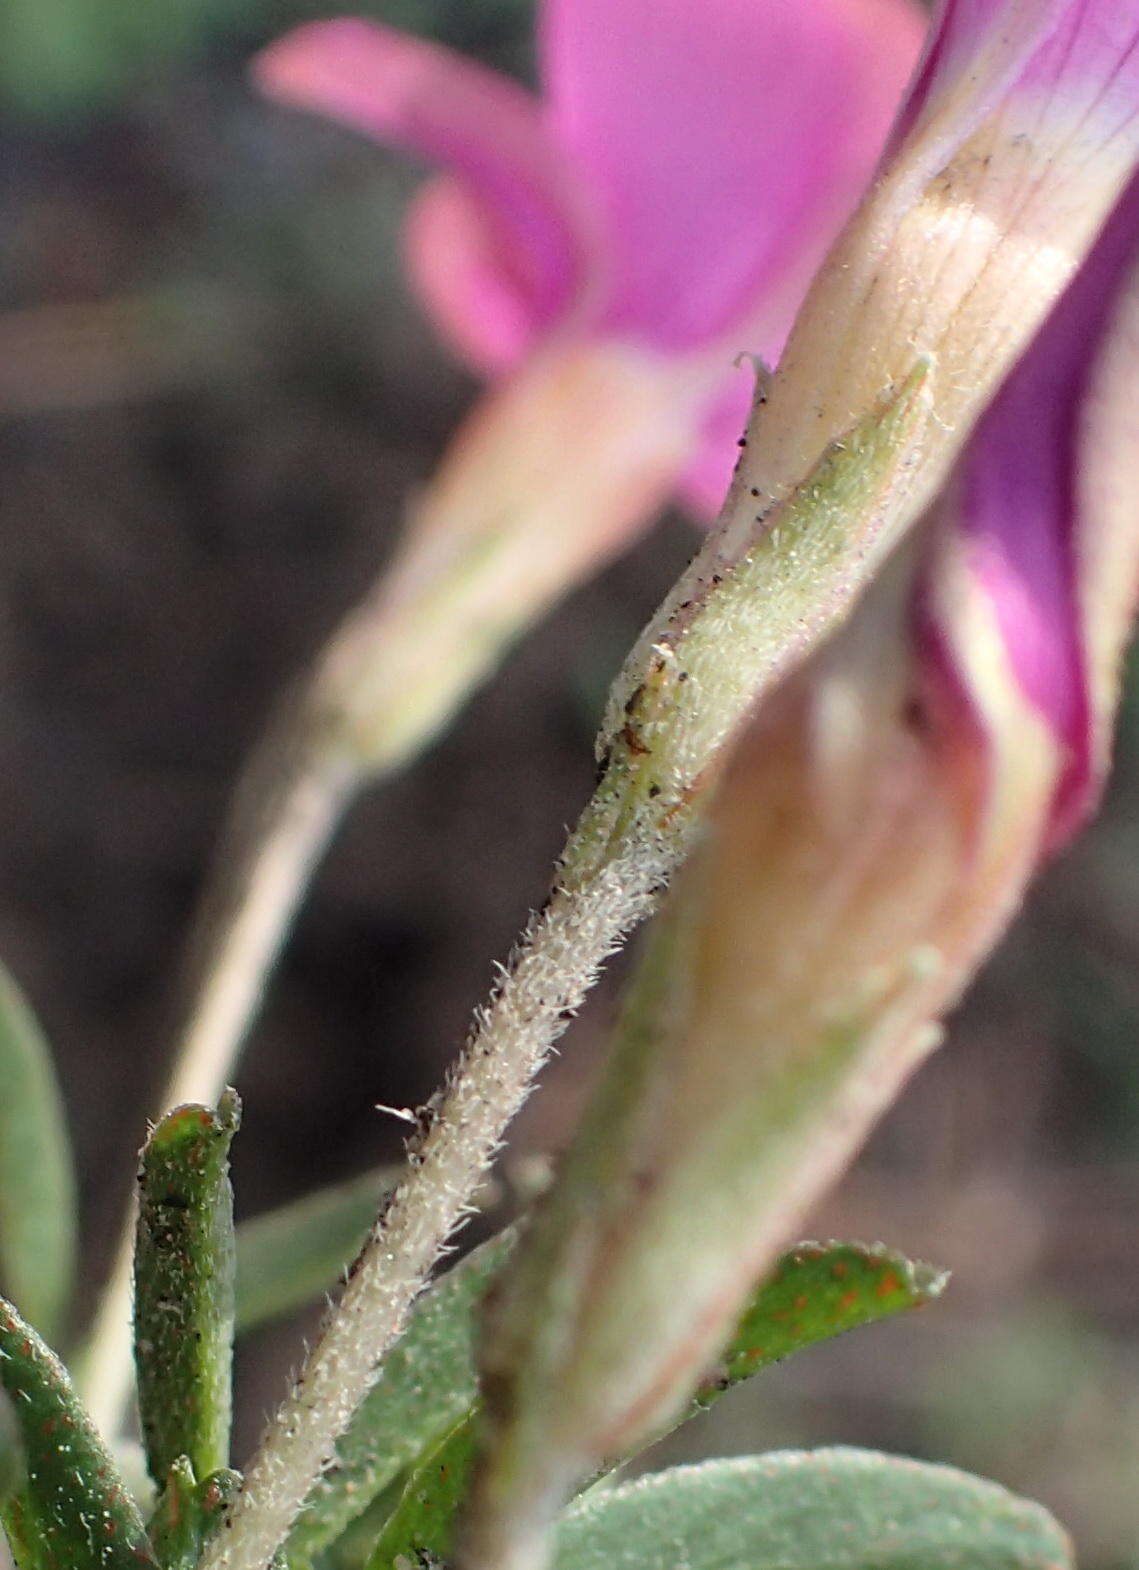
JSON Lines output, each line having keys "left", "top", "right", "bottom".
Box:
{"left": 134, "top": 1091, "right": 240, "bottom": 1486}
{"left": 359, "top": 1242, "right": 945, "bottom": 1569}
{"left": 0, "top": 1295, "right": 159, "bottom": 1570}
{"left": 552, "top": 1450, "right": 1073, "bottom": 1570}
{"left": 0, "top": 964, "right": 76, "bottom": 1343}
{"left": 281, "top": 1230, "right": 514, "bottom": 1566}
{"left": 234, "top": 1166, "right": 398, "bottom": 1333}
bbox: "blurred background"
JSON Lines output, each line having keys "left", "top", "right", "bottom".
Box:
{"left": 0, "top": 2, "right": 1137, "bottom": 1566}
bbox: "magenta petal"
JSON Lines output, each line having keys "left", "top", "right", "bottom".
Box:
{"left": 403, "top": 178, "right": 543, "bottom": 373}
{"left": 895, "top": 0, "right": 1139, "bottom": 185}
{"left": 676, "top": 373, "right": 755, "bottom": 517}
{"left": 890, "top": 0, "right": 1064, "bottom": 151}
{"left": 539, "top": 0, "right": 925, "bottom": 353}
{"left": 254, "top": 19, "right": 603, "bottom": 358}
{"left": 925, "top": 172, "right": 1139, "bottom": 843}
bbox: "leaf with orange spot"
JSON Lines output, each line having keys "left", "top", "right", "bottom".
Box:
{"left": 708, "top": 1240, "right": 946, "bottom": 1396}
{"left": 0, "top": 1295, "right": 158, "bottom": 1570}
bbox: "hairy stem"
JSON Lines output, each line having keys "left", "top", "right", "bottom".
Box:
{"left": 197, "top": 365, "right": 931, "bottom": 1570}
{"left": 197, "top": 809, "right": 669, "bottom": 1570}
{"left": 79, "top": 342, "right": 699, "bottom": 1441}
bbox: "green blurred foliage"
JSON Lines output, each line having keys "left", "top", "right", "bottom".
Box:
{"left": 0, "top": 0, "right": 533, "bottom": 119}
{"left": 922, "top": 1306, "right": 1139, "bottom": 1570}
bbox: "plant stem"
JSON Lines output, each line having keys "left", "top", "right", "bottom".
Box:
{"left": 79, "top": 340, "right": 705, "bottom": 1440}
{"left": 195, "top": 361, "right": 934, "bottom": 1570}
{"left": 197, "top": 818, "right": 670, "bottom": 1570}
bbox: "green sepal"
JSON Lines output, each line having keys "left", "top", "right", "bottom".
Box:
{"left": 148, "top": 1457, "right": 240, "bottom": 1570}
{"left": 0, "top": 1294, "right": 159, "bottom": 1570}
{"left": 0, "top": 963, "right": 77, "bottom": 1342}
{"left": 234, "top": 1167, "right": 398, "bottom": 1334}
{"left": 281, "top": 1230, "right": 514, "bottom": 1567}
{"left": 356, "top": 1241, "right": 945, "bottom": 1569}
{"left": 134, "top": 1090, "right": 240, "bottom": 1487}
{"left": 552, "top": 1449, "right": 1072, "bottom": 1570}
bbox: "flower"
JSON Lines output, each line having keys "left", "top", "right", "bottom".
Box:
{"left": 456, "top": 8, "right": 1139, "bottom": 1569}
{"left": 593, "top": 166, "right": 1139, "bottom": 1472}
{"left": 255, "top": 0, "right": 925, "bottom": 515}
{"left": 924, "top": 183, "right": 1139, "bottom": 856}
{"left": 702, "top": 0, "right": 1139, "bottom": 564}
{"left": 599, "top": 0, "right": 1139, "bottom": 838}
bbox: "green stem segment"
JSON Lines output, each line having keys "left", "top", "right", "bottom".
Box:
{"left": 134, "top": 1091, "right": 241, "bottom": 1488}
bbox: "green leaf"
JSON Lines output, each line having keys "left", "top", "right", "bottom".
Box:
{"left": 552, "top": 1450, "right": 1073, "bottom": 1570}
{"left": 134, "top": 1091, "right": 240, "bottom": 1487}
{"left": 363, "top": 1416, "right": 479, "bottom": 1570}
{"left": 0, "top": 1295, "right": 159, "bottom": 1570}
{"left": 148, "top": 1457, "right": 241, "bottom": 1570}
{"left": 281, "top": 1230, "right": 515, "bottom": 1567}
{"left": 358, "top": 1242, "right": 945, "bottom": 1570}
{"left": 234, "top": 1167, "right": 398, "bottom": 1334}
{"left": 312, "top": 1475, "right": 408, "bottom": 1570}
{"left": 694, "top": 1240, "right": 946, "bottom": 1406}
{"left": 0, "top": 963, "right": 77, "bottom": 1343}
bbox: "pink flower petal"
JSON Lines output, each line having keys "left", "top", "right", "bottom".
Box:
{"left": 893, "top": 0, "right": 1139, "bottom": 205}
{"left": 889, "top": 0, "right": 1065, "bottom": 154}
{"left": 675, "top": 371, "right": 755, "bottom": 517}
{"left": 253, "top": 19, "right": 603, "bottom": 358}
{"left": 538, "top": 0, "right": 926, "bottom": 353}
{"left": 1069, "top": 197, "right": 1139, "bottom": 835}
{"left": 922, "top": 170, "right": 1139, "bottom": 846}
{"left": 402, "top": 177, "right": 543, "bottom": 373}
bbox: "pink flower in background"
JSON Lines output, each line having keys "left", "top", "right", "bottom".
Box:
{"left": 254, "top": 0, "right": 926, "bottom": 514}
